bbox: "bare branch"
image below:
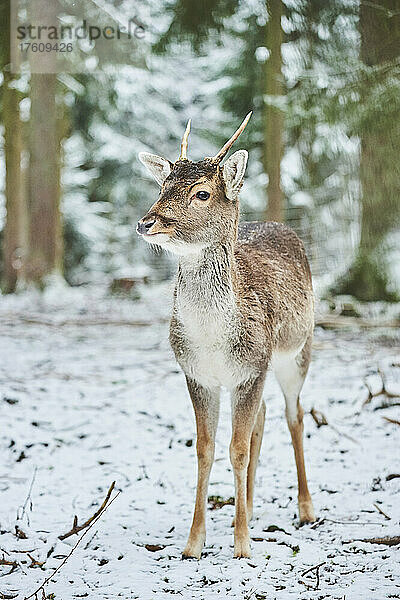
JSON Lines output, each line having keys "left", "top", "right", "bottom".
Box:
{"left": 343, "top": 536, "right": 400, "bottom": 546}
{"left": 23, "top": 482, "right": 120, "bottom": 600}
{"left": 301, "top": 561, "right": 326, "bottom": 578}
{"left": 310, "top": 408, "right": 328, "bottom": 427}
{"left": 0, "top": 555, "right": 18, "bottom": 577}
{"left": 383, "top": 416, "right": 400, "bottom": 426}
{"left": 0, "top": 558, "right": 18, "bottom": 567}
{"left": 58, "top": 481, "right": 115, "bottom": 541}
{"left": 373, "top": 503, "right": 391, "bottom": 520}
{"left": 310, "top": 409, "right": 359, "bottom": 444}
{"left": 299, "top": 561, "right": 326, "bottom": 591}
{"left": 17, "top": 467, "right": 37, "bottom": 526}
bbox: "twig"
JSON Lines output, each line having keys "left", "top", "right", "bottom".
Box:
{"left": 23, "top": 483, "right": 120, "bottom": 600}
{"left": 341, "top": 567, "right": 366, "bottom": 575}
{"left": 58, "top": 481, "right": 115, "bottom": 540}
{"left": 329, "top": 423, "right": 359, "bottom": 445}
{"left": 310, "top": 409, "right": 359, "bottom": 444}
{"left": 343, "top": 536, "right": 400, "bottom": 546}
{"left": 325, "top": 518, "right": 384, "bottom": 526}
{"left": 0, "top": 559, "right": 18, "bottom": 567}
{"left": 310, "top": 518, "right": 325, "bottom": 530}
{"left": 378, "top": 367, "right": 399, "bottom": 399}
{"left": 364, "top": 368, "right": 400, "bottom": 408}
{"left": 244, "top": 587, "right": 256, "bottom": 600}
{"left": 363, "top": 377, "right": 381, "bottom": 406}
{"left": 373, "top": 503, "right": 391, "bottom": 520}
{"left": 27, "top": 554, "right": 45, "bottom": 569}
{"left": 299, "top": 561, "right": 326, "bottom": 591}
{"left": 17, "top": 467, "right": 37, "bottom": 526}
{"left": 310, "top": 408, "right": 328, "bottom": 427}
{"left": 301, "top": 561, "right": 326, "bottom": 578}
{"left": 0, "top": 556, "right": 18, "bottom": 576}
{"left": 14, "top": 526, "right": 27, "bottom": 539}
{"left": 383, "top": 416, "right": 400, "bottom": 426}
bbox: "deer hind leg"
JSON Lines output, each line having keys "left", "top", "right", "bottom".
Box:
{"left": 246, "top": 400, "right": 266, "bottom": 522}
{"left": 182, "top": 377, "right": 220, "bottom": 559}
{"left": 273, "top": 336, "right": 315, "bottom": 524}
{"left": 230, "top": 373, "right": 266, "bottom": 558}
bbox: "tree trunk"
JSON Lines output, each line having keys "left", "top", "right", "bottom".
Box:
{"left": 358, "top": 0, "right": 399, "bottom": 256}
{"left": 2, "top": 72, "right": 25, "bottom": 292}
{"left": 27, "top": 72, "right": 63, "bottom": 286}
{"left": 263, "top": 0, "right": 284, "bottom": 222}
{"left": 334, "top": 0, "right": 400, "bottom": 301}
{"left": 26, "top": 0, "right": 63, "bottom": 287}
{"left": 1, "top": 0, "right": 26, "bottom": 293}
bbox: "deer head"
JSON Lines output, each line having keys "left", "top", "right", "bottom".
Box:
{"left": 137, "top": 113, "right": 251, "bottom": 256}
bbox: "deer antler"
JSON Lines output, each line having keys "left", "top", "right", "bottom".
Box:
{"left": 179, "top": 119, "right": 191, "bottom": 160}
{"left": 212, "top": 112, "right": 252, "bottom": 162}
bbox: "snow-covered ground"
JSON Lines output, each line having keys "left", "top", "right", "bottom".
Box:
{"left": 0, "top": 286, "right": 399, "bottom": 599}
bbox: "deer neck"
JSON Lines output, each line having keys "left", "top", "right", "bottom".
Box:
{"left": 176, "top": 239, "right": 237, "bottom": 316}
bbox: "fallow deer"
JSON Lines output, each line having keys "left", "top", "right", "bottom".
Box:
{"left": 137, "top": 113, "right": 316, "bottom": 559}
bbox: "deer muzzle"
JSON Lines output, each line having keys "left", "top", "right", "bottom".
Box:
{"left": 136, "top": 217, "right": 156, "bottom": 235}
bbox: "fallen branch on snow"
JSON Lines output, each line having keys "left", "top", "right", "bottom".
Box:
{"left": 343, "top": 536, "right": 400, "bottom": 546}
{"left": 373, "top": 503, "right": 391, "bottom": 520}
{"left": 311, "top": 517, "right": 384, "bottom": 527}
{"left": 310, "top": 408, "right": 328, "bottom": 427}
{"left": 23, "top": 482, "right": 120, "bottom": 600}
{"left": 58, "top": 481, "right": 116, "bottom": 540}
{"left": 363, "top": 367, "right": 400, "bottom": 408}
{"left": 310, "top": 408, "right": 359, "bottom": 444}
{"left": 0, "top": 557, "right": 18, "bottom": 574}
{"left": 16, "top": 467, "right": 37, "bottom": 527}
{"left": 383, "top": 416, "right": 400, "bottom": 426}
{"left": 299, "top": 561, "right": 326, "bottom": 591}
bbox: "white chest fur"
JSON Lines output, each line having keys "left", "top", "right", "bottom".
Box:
{"left": 175, "top": 284, "right": 252, "bottom": 390}
{"left": 173, "top": 246, "right": 255, "bottom": 390}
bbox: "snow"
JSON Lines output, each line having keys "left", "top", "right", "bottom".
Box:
{"left": 0, "top": 287, "right": 399, "bottom": 599}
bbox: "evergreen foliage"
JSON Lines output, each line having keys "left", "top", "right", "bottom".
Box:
{"left": 0, "top": 0, "right": 398, "bottom": 299}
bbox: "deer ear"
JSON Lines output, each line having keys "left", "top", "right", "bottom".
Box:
{"left": 139, "top": 152, "right": 172, "bottom": 186}
{"left": 222, "top": 150, "right": 248, "bottom": 200}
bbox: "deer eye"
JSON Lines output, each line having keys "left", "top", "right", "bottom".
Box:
{"left": 195, "top": 191, "right": 210, "bottom": 201}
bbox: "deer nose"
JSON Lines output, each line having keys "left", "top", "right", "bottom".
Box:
{"left": 137, "top": 218, "right": 156, "bottom": 235}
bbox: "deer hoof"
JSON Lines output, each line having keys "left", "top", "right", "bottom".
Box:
{"left": 299, "top": 500, "right": 316, "bottom": 524}
{"left": 182, "top": 551, "right": 200, "bottom": 560}
{"left": 234, "top": 537, "right": 251, "bottom": 559}
{"left": 182, "top": 534, "right": 205, "bottom": 560}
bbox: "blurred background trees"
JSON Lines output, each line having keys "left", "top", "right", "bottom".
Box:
{"left": 0, "top": 0, "right": 25, "bottom": 293}
{"left": 0, "top": 0, "right": 399, "bottom": 299}
{"left": 333, "top": 0, "right": 400, "bottom": 301}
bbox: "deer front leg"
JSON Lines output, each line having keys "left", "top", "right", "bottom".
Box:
{"left": 230, "top": 373, "right": 266, "bottom": 558}
{"left": 182, "top": 377, "right": 220, "bottom": 559}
